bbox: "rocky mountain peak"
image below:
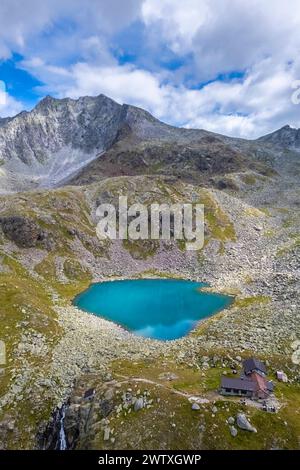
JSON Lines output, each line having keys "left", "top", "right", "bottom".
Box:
{"left": 36, "top": 94, "right": 57, "bottom": 106}
{"left": 258, "top": 124, "right": 300, "bottom": 148}
{"left": 0, "top": 94, "right": 126, "bottom": 192}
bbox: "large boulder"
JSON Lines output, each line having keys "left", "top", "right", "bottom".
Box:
{"left": 236, "top": 413, "right": 257, "bottom": 432}
{"left": 134, "top": 397, "right": 144, "bottom": 412}
{"left": 192, "top": 403, "right": 200, "bottom": 411}
{"left": 99, "top": 399, "right": 114, "bottom": 418}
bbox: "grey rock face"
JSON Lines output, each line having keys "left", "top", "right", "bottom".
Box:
{"left": 0, "top": 215, "right": 53, "bottom": 249}
{"left": 230, "top": 426, "right": 238, "bottom": 437}
{"left": 258, "top": 125, "right": 300, "bottom": 148}
{"left": 0, "top": 95, "right": 124, "bottom": 192}
{"left": 0, "top": 117, "right": 13, "bottom": 128}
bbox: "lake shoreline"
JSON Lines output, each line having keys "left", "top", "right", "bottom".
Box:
{"left": 73, "top": 278, "right": 233, "bottom": 341}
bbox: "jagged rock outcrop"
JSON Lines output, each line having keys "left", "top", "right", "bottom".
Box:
{"left": 0, "top": 215, "right": 53, "bottom": 249}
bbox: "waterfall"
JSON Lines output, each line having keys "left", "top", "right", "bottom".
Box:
{"left": 56, "top": 405, "right": 67, "bottom": 450}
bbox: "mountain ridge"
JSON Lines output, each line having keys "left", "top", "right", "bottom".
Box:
{"left": 258, "top": 124, "right": 300, "bottom": 147}
{"left": 0, "top": 93, "right": 299, "bottom": 194}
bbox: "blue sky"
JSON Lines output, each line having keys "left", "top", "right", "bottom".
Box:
{"left": 0, "top": 54, "right": 42, "bottom": 107}
{"left": 0, "top": 0, "right": 300, "bottom": 138}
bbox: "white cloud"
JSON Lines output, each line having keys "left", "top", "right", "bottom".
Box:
{"left": 1, "top": 0, "right": 300, "bottom": 137}
{"left": 0, "top": 88, "right": 23, "bottom": 117}
{"left": 142, "top": 0, "right": 300, "bottom": 81}
{"left": 142, "top": 0, "right": 211, "bottom": 48}
{"left": 0, "top": 0, "right": 143, "bottom": 60}
{"left": 64, "top": 63, "right": 164, "bottom": 109}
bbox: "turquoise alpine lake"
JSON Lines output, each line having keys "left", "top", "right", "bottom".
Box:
{"left": 74, "top": 279, "right": 233, "bottom": 341}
